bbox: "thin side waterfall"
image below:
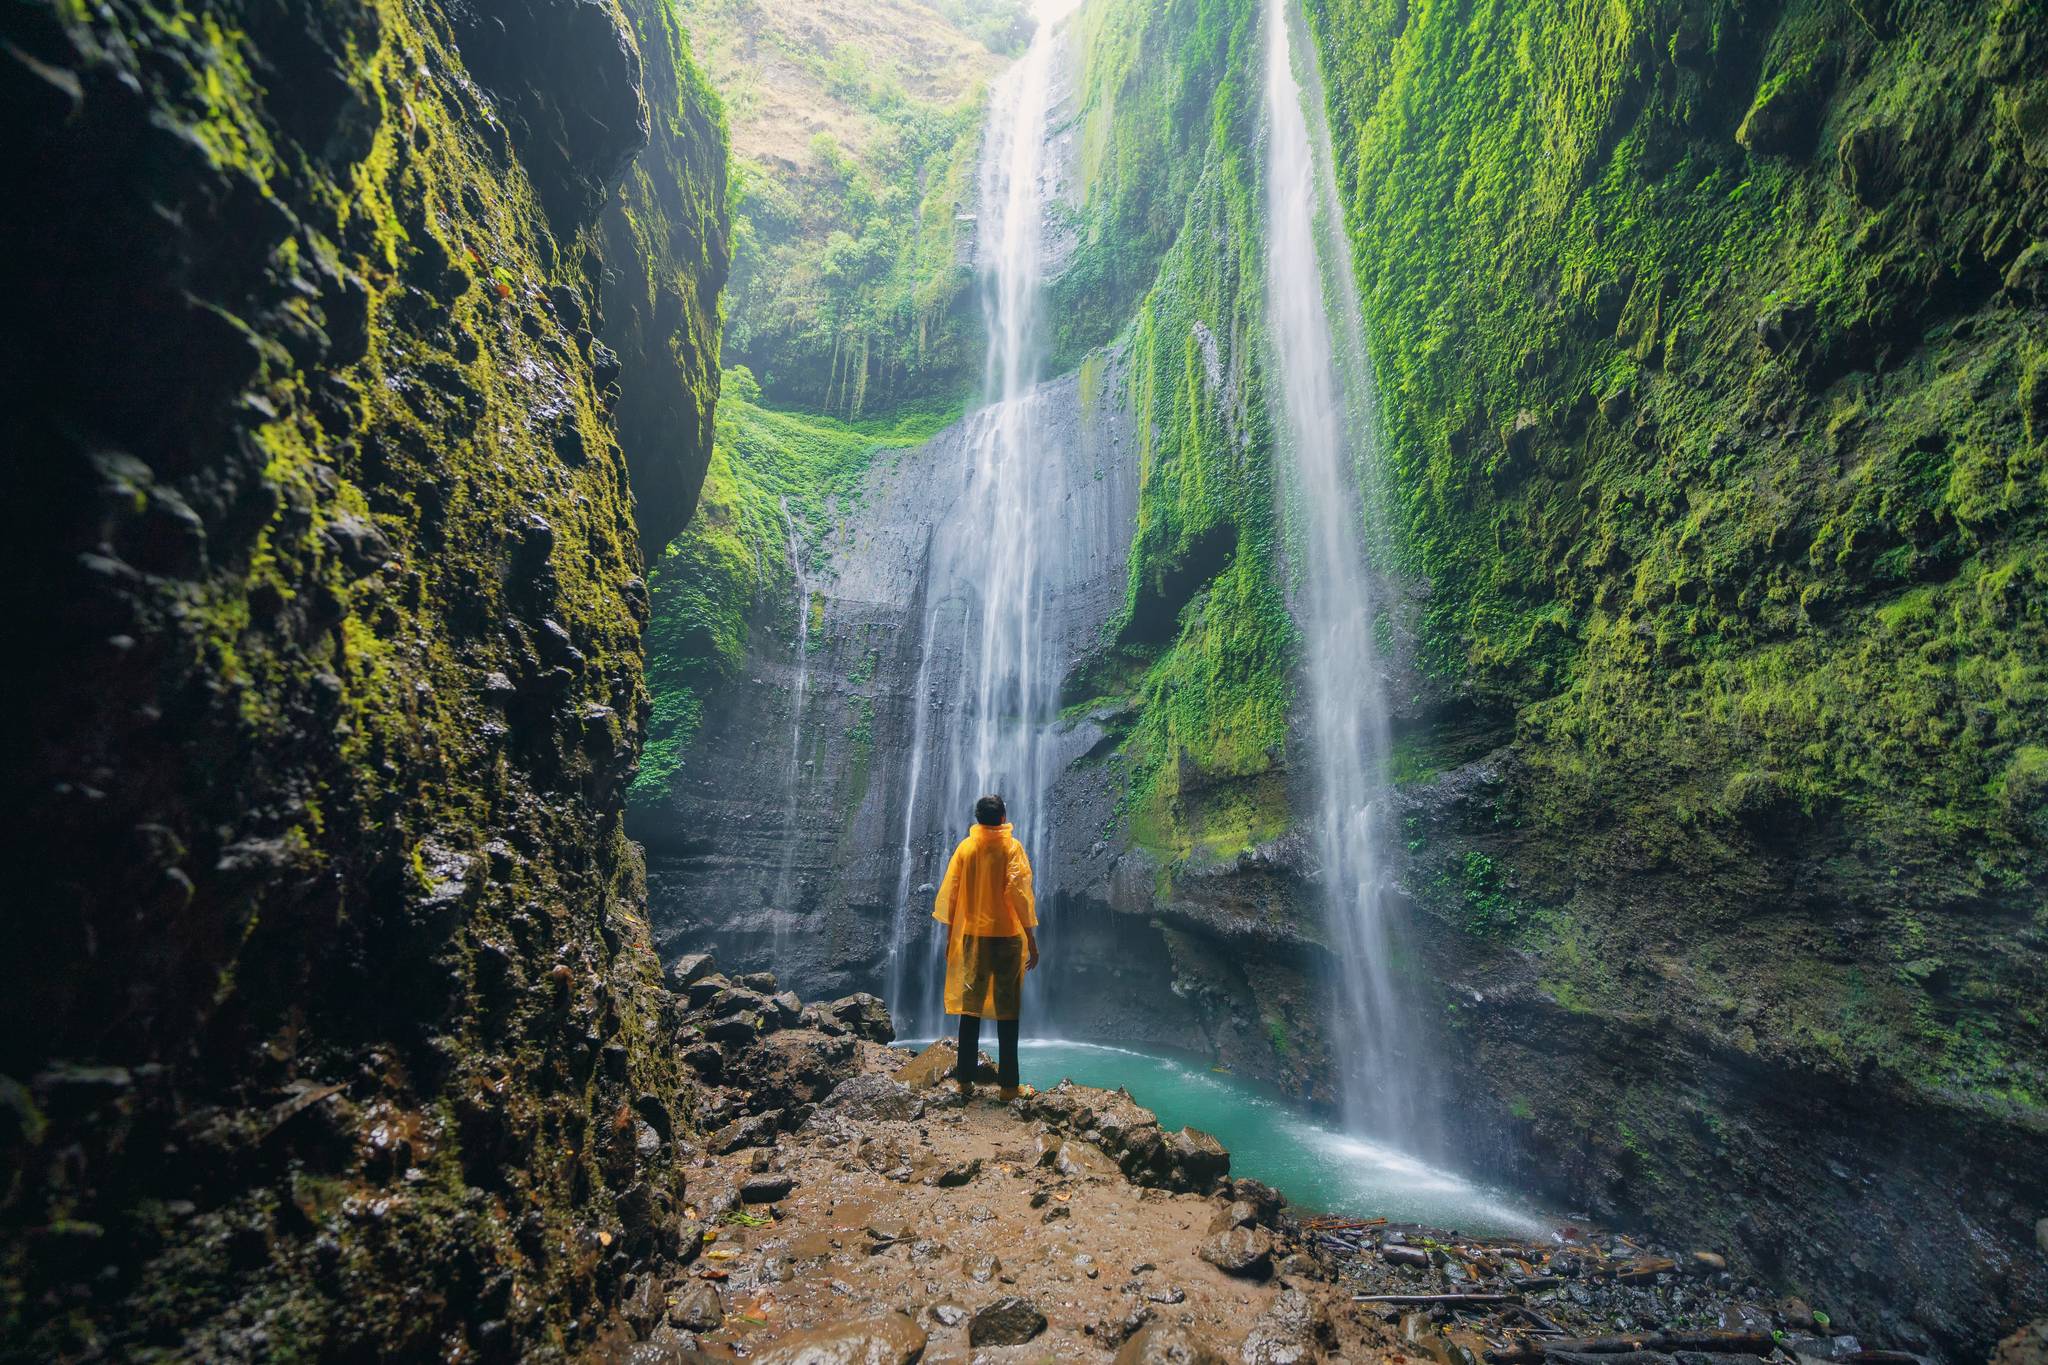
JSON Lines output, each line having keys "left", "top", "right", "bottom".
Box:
{"left": 883, "top": 0, "right": 1080, "bottom": 1036}
{"left": 1262, "top": 0, "right": 1426, "bottom": 1144}
{"left": 773, "top": 497, "right": 812, "bottom": 918}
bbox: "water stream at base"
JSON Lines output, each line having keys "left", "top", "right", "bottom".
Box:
{"left": 883, "top": 0, "right": 1083, "bottom": 1038}
{"left": 897, "top": 1040, "right": 1544, "bottom": 1234}
{"left": 1263, "top": 0, "right": 1427, "bottom": 1146}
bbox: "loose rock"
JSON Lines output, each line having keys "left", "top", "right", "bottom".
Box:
{"left": 741, "top": 1173, "right": 795, "bottom": 1203}
{"left": 969, "top": 1295, "right": 1047, "bottom": 1347}
{"left": 1114, "top": 1322, "right": 1232, "bottom": 1364}
{"left": 749, "top": 1312, "right": 927, "bottom": 1365}
{"left": 668, "top": 1279, "right": 723, "bottom": 1332}
{"left": 1197, "top": 1224, "right": 1273, "bottom": 1279}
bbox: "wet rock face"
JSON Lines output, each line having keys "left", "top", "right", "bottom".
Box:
{"left": 0, "top": 0, "right": 726, "bottom": 1356}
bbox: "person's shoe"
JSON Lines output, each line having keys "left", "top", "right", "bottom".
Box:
{"left": 954, "top": 1078, "right": 974, "bottom": 1101}
{"left": 997, "top": 1084, "right": 1035, "bottom": 1103}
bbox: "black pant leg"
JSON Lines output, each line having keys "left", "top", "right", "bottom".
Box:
{"left": 996, "top": 1017, "right": 1019, "bottom": 1089}
{"left": 955, "top": 1012, "right": 981, "bottom": 1081}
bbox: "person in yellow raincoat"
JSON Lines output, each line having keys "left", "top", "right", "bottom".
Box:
{"left": 932, "top": 793, "right": 1039, "bottom": 1100}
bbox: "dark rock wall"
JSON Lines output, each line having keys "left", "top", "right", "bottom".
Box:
{"left": 0, "top": 0, "right": 726, "bottom": 1356}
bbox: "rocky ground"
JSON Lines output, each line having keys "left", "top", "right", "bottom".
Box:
{"left": 583, "top": 958, "right": 2037, "bottom": 1364}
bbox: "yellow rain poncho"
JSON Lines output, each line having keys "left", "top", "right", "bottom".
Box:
{"left": 932, "top": 822, "right": 1037, "bottom": 1020}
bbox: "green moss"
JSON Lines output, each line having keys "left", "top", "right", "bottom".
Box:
{"left": 1311, "top": 0, "right": 2047, "bottom": 1117}
{"left": 680, "top": 1, "right": 993, "bottom": 415}
{"left": 631, "top": 382, "right": 951, "bottom": 811}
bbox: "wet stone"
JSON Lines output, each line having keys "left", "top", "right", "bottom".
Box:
{"left": 668, "top": 1279, "right": 723, "bottom": 1332}
{"left": 750, "top": 1312, "right": 927, "bottom": 1365}
{"left": 969, "top": 1295, "right": 1047, "bottom": 1347}
{"left": 1197, "top": 1224, "right": 1273, "bottom": 1279}
{"left": 740, "top": 1173, "right": 795, "bottom": 1203}
{"left": 666, "top": 953, "right": 715, "bottom": 990}
{"left": 1114, "top": 1322, "right": 1232, "bottom": 1364}
{"left": 707, "top": 1111, "right": 780, "bottom": 1154}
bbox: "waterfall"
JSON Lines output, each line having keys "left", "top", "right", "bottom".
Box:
{"left": 883, "top": 0, "right": 1082, "bottom": 1036}
{"left": 773, "top": 496, "right": 811, "bottom": 920}
{"left": 1262, "top": 0, "right": 1425, "bottom": 1143}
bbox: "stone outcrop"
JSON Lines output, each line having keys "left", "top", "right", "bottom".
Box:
{"left": 0, "top": 0, "right": 727, "bottom": 1355}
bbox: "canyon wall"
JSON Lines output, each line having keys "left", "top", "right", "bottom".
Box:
{"left": 634, "top": 0, "right": 2047, "bottom": 1355}
{"left": 0, "top": 0, "right": 727, "bottom": 1355}
{"left": 1305, "top": 0, "right": 2048, "bottom": 1353}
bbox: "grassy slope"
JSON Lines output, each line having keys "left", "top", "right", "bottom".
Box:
{"left": 677, "top": 0, "right": 1021, "bottom": 415}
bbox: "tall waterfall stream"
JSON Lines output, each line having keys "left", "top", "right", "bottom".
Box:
{"left": 1262, "top": 0, "right": 1429, "bottom": 1146}
{"left": 883, "top": 0, "right": 1085, "bottom": 1037}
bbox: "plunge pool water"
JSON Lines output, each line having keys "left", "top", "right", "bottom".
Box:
{"left": 928, "top": 1039, "right": 1551, "bottom": 1237}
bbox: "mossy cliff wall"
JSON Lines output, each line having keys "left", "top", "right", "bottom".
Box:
{"left": 1305, "top": 0, "right": 2047, "bottom": 1352}
{"left": 0, "top": 0, "right": 726, "bottom": 1356}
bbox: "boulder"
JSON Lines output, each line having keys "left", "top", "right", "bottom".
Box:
{"left": 702, "top": 1013, "right": 760, "bottom": 1045}
{"left": 1241, "top": 1287, "right": 1333, "bottom": 1365}
{"left": 685, "top": 973, "right": 731, "bottom": 1009}
{"left": 704, "top": 985, "right": 773, "bottom": 1018}
{"left": 621, "top": 1274, "right": 663, "bottom": 1332}
{"left": 819, "top": 1073, "right": 922, "bottom": 1122}
{"left": 1164, "top": 1126, "right": 1229, "bottom": 1190}
{"left": 1197, "top": 1225, "right": 1273, "bottom": 1279}
{"left": 728, "top": 1029, "right": 855, "bottom": 1111}
{"left": 738, "top": 971, "right": 779, "bottom": 993}
{"left": 668, "top": 1279, "right": 723, "bottom": 1332}
{"left": 1207, "top": 1200, "right": 1257, "bottom": 1234}
{"left": 770, "top": 991, "right": 804, "bottom": 1025}
{"left": 969, "top": 1296, "right": 1047, "bottom": 1347}
{"left": 827, "top": 992, "right": 896, "bottom": 1042}
{"left": 665, "top": 953, "right": 715, "bottom": 991}
{"left": 740, "top": 1173, "right": 795, "bottom": 1204}
{"left": 707, "top": 1111, "right": 781, "bottom": 1155}
{"left": 800, "top": 1003, "right": 850, "bottom": 1036}
{"left": 1114, "top": 1322, "right": 1232, "bottom": 1364}
{"left": 934, "top": 1157, "right": 981, "bottom": 1188}
{"left": 679, "top": 1041, "right": 723, "bottom": 1079}
{"left": 1228, "top": 1179, "right": 1285, "bottom": 1221}
{"left": 750, "top": 1312, "right": 927, "bottom": 1365}
{"left": 1055, "top": 1140, "right": 1121, "bottom": 1180}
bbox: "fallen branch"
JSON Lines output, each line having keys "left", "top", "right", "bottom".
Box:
{"left": 1486, "top": 1332, "right": 1777, "bottom": 1363}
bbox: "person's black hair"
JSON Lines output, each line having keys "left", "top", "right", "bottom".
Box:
{"left": 974, "top": 794, "right": 1006, "bottom": 826}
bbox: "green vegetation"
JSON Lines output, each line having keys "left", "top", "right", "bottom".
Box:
{"left": 1045, "top": 0, "right": 1246, "bottom": 368}
{"left": 631, "top": 375, "right": 951, "bottom": 809}
{"left": 679, "top": 0, "right": 1003, "bottom": 414}
{"left": 1049, "top": 0, "right": 1302, "bottom": 868}
{"left": 1311, "top": 0, "right": 2046, "bottom": 1111}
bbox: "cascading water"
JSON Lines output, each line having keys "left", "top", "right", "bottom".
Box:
{"left": 1262, "top": 0, "right": 1427, "bottom": 1144}
{"left": 773, "top": 497, "right": 812, "bottom": 919}
{"left": 882, "top": 0, "right": 1082, "bottom": 1036}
